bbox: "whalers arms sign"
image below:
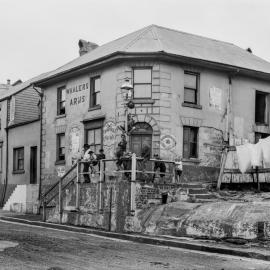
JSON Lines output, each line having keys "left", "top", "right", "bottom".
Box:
{"left": 66, "top": 82, "right": 88, "bottom": 106}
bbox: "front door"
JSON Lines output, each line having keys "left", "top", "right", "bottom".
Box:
{"left": 30, "top": 146, "right": 37, "bottom": 184}
{"left": 130, "top": 135, "right": 152, "bottom": 157}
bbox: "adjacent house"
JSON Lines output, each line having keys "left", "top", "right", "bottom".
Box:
{"left": 0, "top": 77, "right": 44, "bottom": 213}
{"left": 28, "top": 24, "right": 270, "bottom": 190}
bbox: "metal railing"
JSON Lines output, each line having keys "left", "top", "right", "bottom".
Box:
{"left": 42, "top": 154, "right": 178, "bottom": 223}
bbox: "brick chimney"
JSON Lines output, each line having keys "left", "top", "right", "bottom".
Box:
{"left": 78, "top": 39, "right": 98, "bottom": 56}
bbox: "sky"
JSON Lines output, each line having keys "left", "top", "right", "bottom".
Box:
{"left": 0, "top": 0, "right": 270, "bottom": 83}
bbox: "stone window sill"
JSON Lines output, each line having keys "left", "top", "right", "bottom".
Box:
{"left": 55, "top": 114, "right": 66, "bottom": 119}
{"left": 12, "top": 170, "right": 25, "bottom": 174}
{"left": 132, "top": 99, "right": 155, "bottom": 104}
{"left": 88, "top": 105, "right": 101, "bottom": 112}
{"left": 55, "top": 160, "right": 66, "bottom": 165}
{"left": 182, "top": 158, "right": 200, "bottom": 164}
{"left": 182, "top": 103, "right": 202, "bottom": 109}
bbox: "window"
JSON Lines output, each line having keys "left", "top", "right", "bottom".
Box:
{"left": 13, "top": 147, "right": 24, "bottom": 172}
{"left": 90, "top": 76, "right": 101, "bottom": 107}
{"left": 255, "top": 91, "right": 268, "bottom": 124}
{"left": 255, "top": 132, "right": 270, "bottom": 143}
{"left": 183, "top": 126, "right": 198, "bottom": 159}
{"left": 86, "top": 128, "right": 102, "bottom": 153}
{"left": 57, "top": 86, "right": 66, "bottom": 115}
{"left": 184, "top": 72, "right": 199, "bottom": 104}
{"left": 133, "top": 68, "right": 152, "bottom": 99}
{"left": 57, "top": 133, "right": 65, "bottom": 161}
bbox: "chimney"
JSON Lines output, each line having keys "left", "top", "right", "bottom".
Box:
{"left": 246, "top": 47, "right": 252, "bottom": 53}
{"left": 78, "top": 39, "right": 98, "bottom": 56}
{"left": 7, "top": 79, "right": 10, "bottom": 85}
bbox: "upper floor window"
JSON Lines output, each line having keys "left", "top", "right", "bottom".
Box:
{"left": 183, "top": 126, "right": 198, "bottom": 159}
{"left": 90, "top": 76, "right": 101, "bottom": 108}
{"left": 133, "top": 68, "right": 152, "bottom": 99}
{"left": 57, "top": 133, "right": 65, "bottom": 162}
{"left": 57, "top": 86, "right": 66, "bottom": 115}
{"left": 13, "top": 147, "right": 24, "bottom": 172}
{"left": 184, "top": 72, "right": 199, "bottom": 104}
{"left": 255, "top": 91, "right": 268, "bottom": 125}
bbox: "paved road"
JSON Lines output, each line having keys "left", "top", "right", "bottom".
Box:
{"left": 0, "top": 221, "right": 269, "bottom": 270}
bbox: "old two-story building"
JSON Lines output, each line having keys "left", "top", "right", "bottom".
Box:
{"left": 0, "top": 77, "right": 44, "bottom": 213}
{"left": 34, "top": 25, "right": 270, "bottom": 190}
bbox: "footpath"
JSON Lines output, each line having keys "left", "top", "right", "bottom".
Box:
{"left": 1, "top": 208, "right": 270, "bottom": 262}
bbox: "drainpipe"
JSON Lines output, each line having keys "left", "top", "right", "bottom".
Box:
{"left": 32, "top": 85, "right": 44, "bottom": 202}
{"left": 226, "top": 76, "right": 232, "bottom": 145}
{"left": 1, "top": 99, "right": 10, "bottom": 207}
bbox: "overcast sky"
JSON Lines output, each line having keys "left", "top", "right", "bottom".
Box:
{"left": 0, "top": 0, "right": 270, "bottom": 83}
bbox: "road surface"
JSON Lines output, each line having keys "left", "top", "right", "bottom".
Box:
{"left": 0, "top": 220, "right": 269, "bottom": 270}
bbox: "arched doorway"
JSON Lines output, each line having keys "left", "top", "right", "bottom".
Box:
{"left": 130, "top": 122, "right": 153, "bottom": 156}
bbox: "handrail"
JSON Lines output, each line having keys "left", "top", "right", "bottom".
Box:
{"left": 41, "top": 161, "right": 78, "bottom": 200}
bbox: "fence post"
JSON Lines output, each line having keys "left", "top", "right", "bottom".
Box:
{"left": 59, "top": 178, "right": 62, "bottom": 224}
{"left": 76, "top": 161, "right": 80, "bottom": 210}
{"left": 172, "top": 163, "right": 176, "bottom": 183}
{"left": 130, "top": 153, "right": 136, "bottom": 216}
{"left": 99, "top": 160, "right": 104, "bottom": 212}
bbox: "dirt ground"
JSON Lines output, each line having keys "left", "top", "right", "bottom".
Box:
{"left": 0, "top": 220, "right": 269, "bottom": 270}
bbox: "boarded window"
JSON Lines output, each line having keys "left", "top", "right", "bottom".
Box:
{"left": 133, "top": 68, "right": 152, "bottom": 99}
{"left": 183, "top": 126, "right": 198, "bottom": 159}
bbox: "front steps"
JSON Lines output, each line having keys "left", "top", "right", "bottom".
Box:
{"left": 3, "top": 184, "right": 39, "bottom": 213}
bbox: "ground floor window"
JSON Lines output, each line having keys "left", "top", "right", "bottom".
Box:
{"left": 183, "top": 126, "right": 198, "bottom": 159}
{"left": 86, "top": 127, "right": 102, "bottom": 153}
{"left": 13, "top": 147, "right": 24, "bottom": 172}
{"left": 57, "top": 133, "right": 66, "bottom": 161}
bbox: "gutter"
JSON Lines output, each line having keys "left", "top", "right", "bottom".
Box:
{"left": 34, "top": 51, "right": 270, "bottom": 87}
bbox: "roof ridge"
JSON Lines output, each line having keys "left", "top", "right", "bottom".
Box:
{"left": 123, "top": 25, "right": 155, "bottom": 50}
{"left": 152, "top": 24, "right": 236, "bottom": 46}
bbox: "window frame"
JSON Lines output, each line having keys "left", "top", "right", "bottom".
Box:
{"left": 57, "top": 86, "right": 66, "bottom": 116}
{"left": 13, "top": 147, "right": 24, "bottom": 173}
{"left": 184, "top": 71, "right": 200, "bottom": 105}
{"left": 255, "top": 90, "right": 268, "bottom": 125}
{"left": 90, "top": 76, "right": 101, "bottom": 108}
{"left": 133, "top": 67, "right": 152, "bottom": 99}
{"left": 56, "top": 133, "right": 66, "bottom": 163}
{"left": 183, "top": 126, "right": 198, "bottom": 159}
{"left": 85, "top": 127, "right": 103, "bottom": 153}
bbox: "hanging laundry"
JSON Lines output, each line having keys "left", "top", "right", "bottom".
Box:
{"left": 248, "top": 142, "right": 263, "bottom": 167}
{"left": 236, "top": 144, "right": 252, "bottom": 173}
{"left": 259, "top": 137, "right": 270, "bottom": 167}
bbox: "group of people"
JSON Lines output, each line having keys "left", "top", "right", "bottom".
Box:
{"left": 80, "top": 135, "right": 183, "bottom": 183}
{"left": 81, "top": 144, "right": 105, "bottom": 183}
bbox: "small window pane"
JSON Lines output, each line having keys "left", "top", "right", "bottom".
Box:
{"left": 134, "top": 85, "right": 151, "bottom": 98}
{"left": 60, "top": 135, "right": 65, "bottom": 147}
{"left": 94, "top": 78, "right": 100, "bottom": 92}
{"left": 134, "top": 69, "right": 152, "bottom": 83}
{"left": 61, "top": 89, "right": 66, "bottom": 101}
{"left": 184, "top": 89, "right": 196, "bottom": 103}
{"left": 95, "top": 92, "right": 100, "bottom": 105}
{"left": 184, "top": 73, "right": 197, "bottom": 89}
{"left": 87, "top": 130, "right": 95, "bottom": 144}
{"left": 95, "top": 129, "right": 101, "bottom": 144}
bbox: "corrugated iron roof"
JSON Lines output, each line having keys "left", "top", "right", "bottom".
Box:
{"left": 33, "top": 25, "right": 270, "bottom": 84}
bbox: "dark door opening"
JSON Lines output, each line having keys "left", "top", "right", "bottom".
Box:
{"left": 30, "top": 146, "right": 37, "bottom": 184}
